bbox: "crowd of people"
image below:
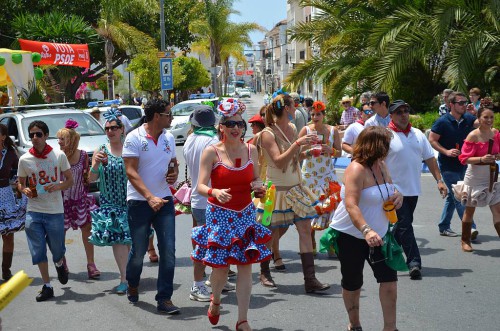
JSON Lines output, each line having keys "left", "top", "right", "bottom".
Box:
{"left": 0, "top": 88, "right": 498, "bottom": 331}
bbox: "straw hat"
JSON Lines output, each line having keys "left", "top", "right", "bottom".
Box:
{"left": 340, "top": 96, "right": 353, "bottom": 104}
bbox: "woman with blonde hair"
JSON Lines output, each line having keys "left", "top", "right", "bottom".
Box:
{"left": 256, "top": 93, "right": 330, "bottom": 292}
{"left": 57, "top": 120, "right": 98, "bottom": 279}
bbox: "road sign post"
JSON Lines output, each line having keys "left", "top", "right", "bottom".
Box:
{"left": 159, "top": 58, "right": 173, "bottom": 91}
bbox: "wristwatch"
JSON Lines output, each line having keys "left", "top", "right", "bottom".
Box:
{"left": 436, "top": 179, "right": 444, "bottom": 184}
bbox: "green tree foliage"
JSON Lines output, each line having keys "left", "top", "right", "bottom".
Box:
{"left": 287, "top": 0, "right": 499, "bottom": 112}
{"left": 175, "top": 56, "right": 211, "bottom": 91}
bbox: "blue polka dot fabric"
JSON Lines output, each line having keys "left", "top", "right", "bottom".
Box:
{"left": 191, "top": 202, "right": 272, "bottom": 267}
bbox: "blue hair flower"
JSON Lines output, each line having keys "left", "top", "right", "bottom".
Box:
{"left": 103, "top": 108, "right": 122, "bottom": 122}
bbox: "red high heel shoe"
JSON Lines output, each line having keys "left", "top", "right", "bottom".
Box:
{"left": 207, "top": 294, "right": 221, "bottom": 325}
{"left": 236, "top": 320, "right": 248, "bottom": 331}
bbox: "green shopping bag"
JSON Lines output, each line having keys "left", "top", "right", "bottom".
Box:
{"left": 319, "top": 227, "right": 339, "bottom": 255}
{"left": 381, "top": 224, "right": 408, "bottom": 272}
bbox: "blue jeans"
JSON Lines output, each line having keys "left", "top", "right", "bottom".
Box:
{"left": 24, "top": 212, "right": 65, "bottom": 265}
{"left": 439, "top": 168, "right": 476, "bottom": 232}
{"left": 191, "top": 208, "right": 207, "bottom": 226}
{"left": 126, "top": 198, "right": 176, "bottom": 301}
{"left": 393, "top": 196, "right": 421, "bottom": 269}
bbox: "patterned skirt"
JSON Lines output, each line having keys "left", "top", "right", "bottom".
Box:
{"left": 89, "top": 204, "right": 131, "bottom": 246}
{"left": 0, "top": 186, "right": 27, "bottom": 235}
{"left": 64, "top": 193, "right": 98, "bottom": 230}
{"left": 191, "top": 202, "right": 272, "bottom": 267}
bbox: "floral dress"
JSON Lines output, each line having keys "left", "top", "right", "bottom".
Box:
{"left": 62, "top": 150, "right": 97, "bottom": 230}
{"left": 89, "top": 144, "right": 131, "bottom": 246}
{"left": 0, "top": 148, "right": 27, "bottom": 235}
{"left": 301, "top": 126, "right": 340, "bottom": 229}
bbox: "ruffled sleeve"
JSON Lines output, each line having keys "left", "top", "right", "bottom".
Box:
{"left": 459, "top": 140, "right": 479, "bottom": 165}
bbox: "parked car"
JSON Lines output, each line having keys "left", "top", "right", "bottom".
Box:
{"left": 83, "top": 101, "right": 144, "bottom": 130}
{"left": 236, "top": 88, "right": 252, "bottom": 98}
{"left": 169, "top": 98, "right": 220, "bottom": 144}
{"left": 0, "top": 107, "right": 108, "bottom": 193}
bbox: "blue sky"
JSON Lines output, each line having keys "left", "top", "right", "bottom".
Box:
{"left": 230, "top": 0, "right": 287, "bottom": 47}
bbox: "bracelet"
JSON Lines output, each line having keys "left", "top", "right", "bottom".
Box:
{"left": 295, "top": 140, "right": 301, "bottom": 147}
{"left": 361, "top": 224, "right": 372, "bottom": 236}
{"left": 90, "top": 167, "right": 99, "bottom": 174}
{"left": 436, "top": 179, "right": 444, "bottom": 184}
{"left": 208, "top": 188, "right": 213, "bottom": 197}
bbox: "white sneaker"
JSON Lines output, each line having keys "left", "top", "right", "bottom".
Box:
{"left": 471, "top": 228, "right": 479, "bottom": 241}
{"left": 204, "top": 280, "right": 236, "bottom": 292}
{"left": 189, "top": 284, "right": 211, "bottom": 302}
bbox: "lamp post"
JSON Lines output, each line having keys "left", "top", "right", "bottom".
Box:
{"left": 127, "top": 61, "right": 132, "bottom": 105}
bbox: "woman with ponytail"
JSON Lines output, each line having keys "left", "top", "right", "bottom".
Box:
{"left": 256, "top": 93, "right": 330, "bottom": 293}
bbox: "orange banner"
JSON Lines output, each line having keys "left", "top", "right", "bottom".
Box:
{"left": 18, "top": 39, "right": 90, "bottom": 68}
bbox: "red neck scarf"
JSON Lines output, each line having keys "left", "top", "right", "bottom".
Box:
{"left": 356, "top": 119, "right": 365, "bottom": 125}
{"left": 388, "top": 120, "right": 411, "bottom": 135}
{"left": 29, "top": 144, "right": 53, "bottom": 159}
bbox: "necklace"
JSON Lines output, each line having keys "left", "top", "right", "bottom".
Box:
{"left": 369, "top": 165, "right": 390, "bottom": 202}
{"left": 0, "top": 148, "right": 6, "bottom": 170}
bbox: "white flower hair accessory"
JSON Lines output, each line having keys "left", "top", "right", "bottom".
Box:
{"left": 218, "top": 98, "right": 246, "bottom": 117}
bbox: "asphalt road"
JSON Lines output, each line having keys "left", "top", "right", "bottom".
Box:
{"left": 3, "top": 95, "right": 499, "bottom": 330}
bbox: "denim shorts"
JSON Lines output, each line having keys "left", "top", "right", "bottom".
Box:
{"left": 191, "top": 208, "right": 207, "bottom": 226}
{"left": 25, "top": 211, "right": 66, "bottom": 265}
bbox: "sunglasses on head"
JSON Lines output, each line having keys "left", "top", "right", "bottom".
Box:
{"left": 222, "top": 120, "right": 245, "bottom": 128}
{"left": 29, "top": 132, "right": 44, "bottom": 139}
{"left": 105, "top": 125, "right": 121, "bottom": 132}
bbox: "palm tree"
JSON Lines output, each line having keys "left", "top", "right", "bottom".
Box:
{"left": 95, "top": 0, "right": 158, "bottom": 99}
{"left": 191, "top": 0, "right": 263, "bottom": 95}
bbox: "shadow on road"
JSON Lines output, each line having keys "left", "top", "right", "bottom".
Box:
{"left": 420, "top": 266, "right": 473, "bottom": 277}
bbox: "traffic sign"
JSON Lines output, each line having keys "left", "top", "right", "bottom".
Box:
{"left": 159, "top": 58, "right": 173, "bottom": 90}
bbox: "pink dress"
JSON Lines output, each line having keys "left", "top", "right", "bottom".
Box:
{"left": 452, "top": 132, "right": 500, "bottom": 207}
{"left": 62, "top": 150, "right": 97, "bottom": 230}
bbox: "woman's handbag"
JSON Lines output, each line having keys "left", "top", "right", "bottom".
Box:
{"left": 381, "top": 224, "right": 408, "bottom": 272}
{"left": 174, "top": 165, "right": 192, "bottom": 214}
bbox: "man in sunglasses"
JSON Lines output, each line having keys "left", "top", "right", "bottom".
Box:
{"left": 342, "top": 103, "right": 374, "bottom": 155}
{"left": 123, "top": 99, "right": 180, "bottom": 314}
{"left": 365, "top": 92, "right": 391, "bottom": 128}
{"left": 17, "top": 120, "right": 74, "bottom": 301}
{"left": 385, "top": 100, "right": 447, "bottom": 280}
{"left": 429, "top": 92, "right": 479, "bottom": 239}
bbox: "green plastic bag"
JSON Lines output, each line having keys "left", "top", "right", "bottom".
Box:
{"left": 381, "top": 224, "right": 408, "bottom": 272}
{"left": 319, "top": 227, "right": 339, "bottom": 255}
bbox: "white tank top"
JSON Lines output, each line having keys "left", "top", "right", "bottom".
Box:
{"left": 329, "top": 183, "right": 394, "bottom": 239}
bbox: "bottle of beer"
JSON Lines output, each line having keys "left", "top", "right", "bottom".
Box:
{"left": 29, "top": 177, "right": 38, "bottom": 198}
{"left": 101, "top": 146, "right": 108, "bottom": 167}
{"left": 166, "top": 161, "right": 175, "bottom": 181}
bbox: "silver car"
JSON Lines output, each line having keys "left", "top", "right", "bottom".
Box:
{"left": 0, "top": 108, "right": 108, "bottom": 192}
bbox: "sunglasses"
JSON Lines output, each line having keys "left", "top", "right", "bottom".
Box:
{"left": 369, "top": 101, "right": 379, "bottom": 106}
{"left": 29, "top": 132, "right": 44, "bottom": 139}
{"left": 159, "top": 112, "right": 173, "bottom": 117}
{"left": 369, "top": 247, "right": 387, "bottom": 265}
{"left": 342, "top": 102, "right": 351, "bottom": 105}
{"left": 105, "top": 125, "right": 121, "bottom": 132}
{"left": 453, "top": 101, "right": 467, "bottom": 106}
{"left": 363, "top": 110, "right": 374, "bottom": 115}
{"left": 222, "top": 120, "right": 245, "bottom": 128}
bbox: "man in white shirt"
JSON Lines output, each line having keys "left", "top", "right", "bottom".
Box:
{"left": 365, "top": 92, "right": 391, "bottom": 127}
{"left": 123, "top": 99, "right": 180, "bottom": 314}
{"left": 342, "top": 103, "right": 374, "bottom": 155}
{"left": 18, "top": 120, "right": 74, "bottom": 302}
{"left": 385, "top": 100, "right": 447, "bottom": 280}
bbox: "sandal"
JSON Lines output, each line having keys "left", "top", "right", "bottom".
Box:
{"left": 236, "top": 320, "right": 248, "bottom": 331}
{"left": 273, "top": 257, "right": 286, "bottom": 271}
{"left": 347, "top": 326, "right": 363, "bottom": 331}
{"left": 259, "top": 271, "right": 276, "bottom": 287}
{"left": 87, "top": 263, "right": 101, "bottom": 279}
{"left": 208, "top": 294, "right": 221, "bottom": 325}
{"left": 148, "top": 248, "right": 158, "bottom": 263}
